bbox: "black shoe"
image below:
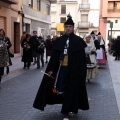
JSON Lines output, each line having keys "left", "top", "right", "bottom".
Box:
{"left": 27, "top": 67, "right": 30, "bottom": 69}
{"left": 23, "top": 67, "right": 26, "bottom": 69}
{"left": 33, "top": 62, "right": 36, "bottom": 65}
{"left": 42, "top": 64, "right": 44, "bottom": 67}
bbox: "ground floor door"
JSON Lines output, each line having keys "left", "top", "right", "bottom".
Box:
{"left": 14, "top": 22, "right": 20, "bottom": 53}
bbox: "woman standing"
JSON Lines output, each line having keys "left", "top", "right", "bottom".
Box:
{"left": 0, "top": 29, "right": 12, "bottom": 65}
{"left": 84, "top": 34, "right": 98, "bottom": 82}
{"left": 0, "top": 36, "right": 9, "bottom": 85}
{"left": 21, "top": 34, "right": 33, "bottom": 69}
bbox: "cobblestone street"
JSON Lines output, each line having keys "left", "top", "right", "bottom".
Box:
{"left": 0, "top": 55, "right": 120, "bottom": 120}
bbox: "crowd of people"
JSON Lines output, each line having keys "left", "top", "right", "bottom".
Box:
{"left": 21, "top": 31, "right": 57, "bottom": 69}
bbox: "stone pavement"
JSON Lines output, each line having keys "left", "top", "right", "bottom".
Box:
{"left": 0, "top": 54, "right": 120, "bottom": 120}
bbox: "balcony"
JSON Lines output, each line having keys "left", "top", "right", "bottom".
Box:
{"left": 78, "top": 22, "right": 90, "bottom": 28}
{"left": 48, "top": 0, "right": 57, "bottom": 3}
{"left": 79, "top": 4, "right": 90, "bottom": 11}
{"left": 108, "top": 8, "right": 120, "bottom": 12}
{"left": 0, "top": 0, "right": 18, "bottom": 4}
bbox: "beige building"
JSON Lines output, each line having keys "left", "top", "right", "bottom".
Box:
{"left": 0, "top": 0, "right": 22, "bottom": 53}
{"left": 51, "top": 0, "right": 100, "bottom": 37}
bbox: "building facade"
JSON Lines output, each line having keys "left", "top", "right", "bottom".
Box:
{"left": 99, "top": 0, "right": 120, "bottom": 42}
{"left": 0, "top": 0, "right": 22, "bottom": 53}
{"left": 51, "top": 0, "right": 100, "bottom": 37}
{"left": 22, "top": 0, "right": 56, "bottom": 39}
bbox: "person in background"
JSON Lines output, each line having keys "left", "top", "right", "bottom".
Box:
{"left": 96, "top": 35, "right": 107, "bottom": 64}
{"left": 45, "top": 35, "right": 52, "bottom": 63}
{"left": 114, "top": 36, "right": 120, "bottom": 60}
{"left": 21, "top": 31, "right": 26, "bottom": 43}
{"left": 30, "top": 31, "right": 39, "bottom": 65}
{"left": 21, "top": 34, "right": 33, "bottom": 69}
{"left": 0, "top": 36, "right": 9, "bottom": 86}
{"left": 0, "top": 29, "right": 12, "bottom": 65}
{"left": 84, "top": 34, "right": 98, "bottom": 83}
{"left": 20, "top": 31, "right": 26, "bottom": 56}
{"left": 36, "top": 36, "right": 45, "bottom": 69}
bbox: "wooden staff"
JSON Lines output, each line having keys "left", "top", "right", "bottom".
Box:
{"left": 52, "top": 61, "right": 62, "bottom": 93}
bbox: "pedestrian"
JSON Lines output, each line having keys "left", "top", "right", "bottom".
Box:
{"left": 30, "top": 31, "right": 39, "bottom": 65}
{"left": 21, "top": 33, "right": 33, "bottom": 69}
{"left": 33, "top": 15, "right": 89, "bottom": 120}
{"left": 36, "top": 36, "right": 45, "bottom": 69}
{"left": 20, "top": 31, "right": 26, "bottom": 56}
{"left": 114, "top": 36, "right": 120, "bottom": 60}
{"left": 21, "top": 31, "right": 26, "bottom": 43}
{"left": 45, "top": 35, "right": 52, "bottom": 63}
{"left": 0, "top": 36, "right": 9, "bottom": 86}
{"left": 96, "top": 35, "right": 107, "bottom": 64}
{"left": 0, "top": 29, "right": 12, "bottom": 65}
{"left": 84, "top": 34, "right": 98, "bottom": 83}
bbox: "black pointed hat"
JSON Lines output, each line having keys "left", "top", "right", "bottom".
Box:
{"left": 90, "top": 31, "right": 95, "bottom": 34}
{"left": 98, "top": 32, "right": 101, "bottom": 35}
{"left": 64, "top": 13, "right": 74, "bottom": 26}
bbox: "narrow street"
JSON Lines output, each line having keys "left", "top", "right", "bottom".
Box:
{"left": 0, "top": 54, "right": 120, "bottom": 120}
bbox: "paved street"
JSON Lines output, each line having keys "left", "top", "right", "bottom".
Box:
{"left": 0, "top": 54, "right": 120, "bottom": 120}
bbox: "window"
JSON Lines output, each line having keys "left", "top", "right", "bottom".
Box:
{"left": 60, "top": 17, "right": 66, "bottom": 23}
{"left": 61, "top": 5, "right": 66, "bottom": 14}
{"left": 115, "top": 20, "right": 118, "bottom": 23}
{"left": 108, "top": 1, "right": 120, "bottom": 12}
{"left": 37, "top": 0, "right": 41, "bottom": 11}
{"left": 82, "top": 0, "right": 88, "bottom": 4}
{"left": 46, "top": 5, "right": 50, "bottom": 15}
{"left": 81, "top": 14, "right": 88, "bottom": 22}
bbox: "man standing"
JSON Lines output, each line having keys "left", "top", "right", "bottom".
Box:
{"left": 30, "top": 31, "right": 39, "bottom": 65}
{"left": 36, "top": 36, "right": 45, "bottom": 69}
{"left": 45, "top": 35, "right": 52, "bottom": 63}
{"left": 33, "top": 15, "right": 89, "bottom": 120}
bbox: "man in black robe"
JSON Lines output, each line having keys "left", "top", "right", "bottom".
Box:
{"left": 33, "top": 15, "right": 89, "bottom": 120}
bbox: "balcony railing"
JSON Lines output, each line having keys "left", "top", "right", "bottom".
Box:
{"left": 48, "top": 0, "right": 57, "bottom": 3}
{"left": 108, "top": 8, "right": 120, "bottom": 12}
{"left": 78, "top": 22, "right": 90, "bottom": 28}
{"left": 0, "top": 0, "right": 18, "bottom": 4}
{"left": 79, "top": 4, "right": 90, "bottom": 10}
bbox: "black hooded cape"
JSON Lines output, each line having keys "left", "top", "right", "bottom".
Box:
{"left": 33, "top": 33, "right": 89, "bottom": 114}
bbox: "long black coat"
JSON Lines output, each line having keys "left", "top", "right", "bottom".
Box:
{"left": 115, "top": 39, "right": 120, "bottom": 52}
{"left": 21, "top": 39, "right": 33, "bottom": 62}
{"left": 33, "top": 33, "right": 89, "bottom": 114}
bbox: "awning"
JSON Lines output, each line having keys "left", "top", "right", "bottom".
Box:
{"left": 57, "top": 23, "right": 64, "bottom": 32}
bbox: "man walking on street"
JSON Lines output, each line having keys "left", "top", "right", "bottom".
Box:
{"left": 33, "top": 15, "right": 89, "bottom": 120}
{"left": 30, "top": 31, "right": 39, "bottom": 65}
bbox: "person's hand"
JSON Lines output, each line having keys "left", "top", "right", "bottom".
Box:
{"left": 5, "top": 43, "right": 8, "bottom": 46}
{"left": 24, "top": 45, "right": 26, "bottom": 47}
{"left": 47, "top": 71, "right": 53, "bottom": 77}
{"left": 27, "top": 46, "right": 30, "bottom": 49}
{"left": 86, "top": 51, "right": 91, "bottom": 54}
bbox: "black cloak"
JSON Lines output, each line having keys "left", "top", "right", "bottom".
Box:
{"left": 33, "top": 33, "right": 89, "bottom": 114}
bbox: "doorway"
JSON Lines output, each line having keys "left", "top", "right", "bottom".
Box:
{"left": 14, "top": 22, "right": 20, "bottom": 53}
